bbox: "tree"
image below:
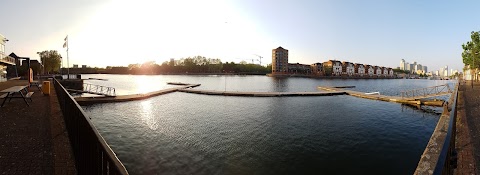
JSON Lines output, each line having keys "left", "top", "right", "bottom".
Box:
{"left": 462, "top": 31, "right": 480, "bottom": 69}
{"left": 38, "top": 50, "right": 61, "bottom": 74}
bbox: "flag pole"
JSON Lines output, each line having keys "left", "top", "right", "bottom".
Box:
{"left": 64, "top": 35, "right": 69, "bottom": 79}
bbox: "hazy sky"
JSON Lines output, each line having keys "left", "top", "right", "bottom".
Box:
{"left": 1, "top": 0, "right": 479, "bottom": 71}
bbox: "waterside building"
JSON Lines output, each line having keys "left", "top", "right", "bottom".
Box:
{"left": 271, "top": 46, "right": 395, "bottom": 78}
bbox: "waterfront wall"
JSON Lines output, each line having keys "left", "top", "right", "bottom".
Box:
{"left": 59, "top": 79, "right": 83, "bottom": 90}
{"left": 414, "top": 83, "right": 458, "bottom": 175}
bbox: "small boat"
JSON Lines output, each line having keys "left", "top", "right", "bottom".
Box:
{"left": 365, "top": 92, "right": 380, "bottom": 95}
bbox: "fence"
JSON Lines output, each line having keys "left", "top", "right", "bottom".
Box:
{"left": 414, "top": 83, "right": 458, "bottom": 175}
{"left": 0, "top": 54, "right": 15, "bottom": 65}
{"left": 400, "top": 83, "right": 452, "bottom": 99}
{"left": 54, "top": 78, "right": 128, "bottom": 174}
{"left": 62, "top": 74, "right": 81, "bottom": 80}
{"left": 84, "top": 83, "right": 116, "bottom": 96}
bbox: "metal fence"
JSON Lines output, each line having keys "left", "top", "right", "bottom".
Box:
{"left": 401, "top": 83, "right": 452, "bottom": 99}
{"left": 54, "top": 78, "right": 128, "bottom": 175}
{"left": 433, "top": 83, "right": 458, "bottom": 175}
{"left": 84, "top": 83, "right": 116, "bottom": 96}
{"left": 414, "top": 83, "right": 458, "bottom": 175}
{"left": 62, "top": 74, "right": 81, "bottom": 80}
{"left": 0, "top": 53, "right": 16, "bottom": 65}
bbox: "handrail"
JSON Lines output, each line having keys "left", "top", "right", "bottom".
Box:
{"left": 54, "top": 78, "right": 128, "bottom": 174}
{"left": 414, "top": 82, "right": 458, "bottom": 175}
{"left": 401, "top": 83, "right": 452, "bottom": 99}
{"left": 432, "top": 83, "right": 458, "bottom": 174}
{"left": 83, "top": 83, "right": 116, "bottom": 96}
{"left": 0, "top": 53, "right": 16, "bottom": 65}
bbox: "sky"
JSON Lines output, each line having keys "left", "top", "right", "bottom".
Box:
{"left": 1, "top": 0, "right": 479, "bottom": 72}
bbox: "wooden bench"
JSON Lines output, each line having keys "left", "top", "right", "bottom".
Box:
{"left": 25, "top": 92, "right": 34, "bottom": 101}
{"left": 0, "top": 93, "right": 8, "bottom": 99}
{"left": 30, "top": 81, "right": 42, "bottom": 91}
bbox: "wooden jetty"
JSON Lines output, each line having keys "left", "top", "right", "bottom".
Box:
{"left": 178, "top": 89, "right": 347, "bottom": 97}
{"left": 75, "top": 84, "right": 200, "bottom": 105}
{"left": 317, "top": 86, "right": 445, "bottom": 106}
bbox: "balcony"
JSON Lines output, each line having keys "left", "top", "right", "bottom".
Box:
{"left": 0, "top": 53, "right": 15, "bottom": 65}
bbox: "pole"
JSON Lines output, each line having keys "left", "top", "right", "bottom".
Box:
{"left": 67, "top": 43, "right": 69, "bottom": 79}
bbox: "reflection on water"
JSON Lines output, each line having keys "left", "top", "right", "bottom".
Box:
{"left": 139, "top": 100, "right": 158, "bottom": 130}
{"left": 81, "top": 74, "right": 448, "bottom": 175}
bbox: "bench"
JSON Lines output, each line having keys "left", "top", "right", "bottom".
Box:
{"left": 25, "top": 92, "right": 34, "bottom": 102}
{"left": 30, "top": 81, "right": 42, "bottom": 91}
{"left": 0, "top": 93, "right": 8, "bottom": 99}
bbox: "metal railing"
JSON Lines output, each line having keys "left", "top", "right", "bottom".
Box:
{"left": 62, "top": 74, "right": 81, "bottom": 80}
{"left": 84, "top": 83, "right": 116, "bottom": 96}
{"left": 433, "top": 83, "right": 458, "bottom": 174}
{"left": 54, "top": 79, "right": 128, "bottom": 174}
{"left": 414, "top": 83, "right": 458, "bottom": 175}
{"left": 0, "top": 53, "right": 16, "bottom": 65}
{"left": 401, "top": 84, "right": 452, "bottom": 99}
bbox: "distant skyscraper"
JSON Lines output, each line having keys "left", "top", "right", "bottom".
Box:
{"left": 415, "top": 64, "right": 422, "bottom": 72}
{"left": 400, "top": 59, "right": 406, "bottom": 70}
{"left": 272, "top": 46, "right": 289, "bottom": 74}
{"left": 444, "top": 65, "right": 449, "bottom": 77}
{"left": 423, "top": 66, "right": 427, "bottom": 73}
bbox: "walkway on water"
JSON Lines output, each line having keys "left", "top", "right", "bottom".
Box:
{"left": 317, "top": 86, "right": 445, "bottom": 107}
{"left": 454, "top": 81, "right": 480, "bottom": 174}
{"left": 75, "top": 84, "right": 201, "bottom": 105}
{"left": 179, "top": 89, "right": 347, "bottom": 97}
{"left": 0, "top": 80, "right": 76, "bottom": 174}
{"left": 74, "top": 82, "right": 445, "bottom": 106}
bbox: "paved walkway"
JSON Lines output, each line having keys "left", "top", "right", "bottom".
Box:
{"left": 455, "top": 81, "right": 480, "bottom": 175}
{"left": 0, "top": 80, "right": 76, "bottom": 174}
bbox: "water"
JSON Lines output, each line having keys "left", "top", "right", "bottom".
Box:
{"left": 81, "top": 74, "right": 452, "bottom": 175}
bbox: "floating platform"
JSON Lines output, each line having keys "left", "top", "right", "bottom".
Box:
{"left": 317, "top": 86, "right": 445, "bottom": 107}
{"left": 178, "top": 89, "right": 347, "bottom": 97}
{"left": 333, "top": 86, "right": 356, "bottom": 88}
{"left": 75, "top": 84, "right": 201, "bottom": 105}
{"left": 167, "top": 82, "right": 192, "bottom": 86}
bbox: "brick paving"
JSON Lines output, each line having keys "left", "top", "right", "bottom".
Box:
{"left": 455, "top": 81, "right": 480, "bottom": 175}
{"left": 0, "top": 80, "right": 76, "bottom": 174}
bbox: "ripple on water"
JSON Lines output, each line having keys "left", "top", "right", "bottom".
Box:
{"left": 81, "top": 76, "right": 443, "bottom": 175}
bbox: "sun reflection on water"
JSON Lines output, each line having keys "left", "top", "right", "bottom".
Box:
{"left": 139, "top": 100, "right": 158, "bottom": 130}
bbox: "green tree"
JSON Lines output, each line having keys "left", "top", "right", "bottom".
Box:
{"left": 38, "top": 50, "right": 61, "bottom": 74}
{"left": 462, "top": 31, "right": 480, "bottom": 69}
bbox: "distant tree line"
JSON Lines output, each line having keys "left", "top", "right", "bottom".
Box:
{"left": 105, "top": 56, "right": 271, "bottom": 75}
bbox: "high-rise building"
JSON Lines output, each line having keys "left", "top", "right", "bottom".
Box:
{"left": 400, "top": 59, "right": 406, "bottom": 70}
{"left": 272, "top": 46, "right": 289, "bottom": 74}
{"left": 415, "top": 64, "right": 422, "bottom": 72}
{"left": 444, "top": 66, "right": 449, "bottom": 77}
{"left": 423, "top": 66, "right": 427, "bottom": 73}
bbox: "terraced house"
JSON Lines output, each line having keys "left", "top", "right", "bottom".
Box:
{"left": 355, "top": 63, "right": 365, "bottom": 77}
{"left": 270, "top": 46, "right": 395, "bottom": 78}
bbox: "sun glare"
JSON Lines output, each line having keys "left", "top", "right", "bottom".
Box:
{"left": 69, "top": 0, "right": 273, "bottom": 68}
